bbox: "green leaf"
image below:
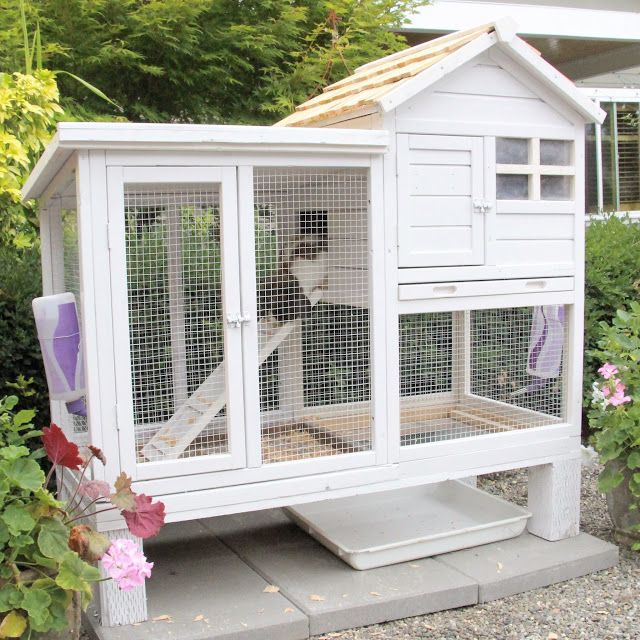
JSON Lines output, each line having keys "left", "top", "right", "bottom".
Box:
{"left": 0, "top": 586, "right": 22, "bottom": 613}
{"left": 12, "top": 410, "right": 34, "bottom": 427}
{"left": 55, "top": 551, "right": 101, "bottom": 598}
{"left": 1, "top": 504, "right": 35, "bottom": 536}
{"left": 55, "top": 71, "right": 122, "bottom": 110}
{"left": 37, "top": 518, "right": 70, "bottom": 560}
{"left": 3, "top": 458, "right": 45, "bottom": 492}
{"left": 0, "top": 610, "right": 27, "bottom": 638}
{"left": 21, "top": 588, "right": 51, "bottom": 627}
{"left": 628, "top": 451, "right": 640, "bottom": 469}
{"left": 28, "top": 579, "right": 69, "bottom": 632}
{"left": 30, "top": 553, "right": 57, "bottom": 571}
{"left": 7, "top": 533, "right": 33, "bottom": 549}
{"left": 598, "top": 466, "right": 625, "bottom": 493}
{"left": 34, "top": 488, "right": 62, "bottom": 508}
{"left": 0, "top": 446, "right": 29, "bottom": 461}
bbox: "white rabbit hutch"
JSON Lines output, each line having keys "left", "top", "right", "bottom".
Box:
{"left": 23, "top": 20, "right": 604, "bottom": 628}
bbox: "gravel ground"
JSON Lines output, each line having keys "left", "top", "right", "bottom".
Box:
{"left": 312, "top": 465, "right": 640, "bottom": 640}
{"left": 82, "top": 464, "right": 639, "bottom": 640}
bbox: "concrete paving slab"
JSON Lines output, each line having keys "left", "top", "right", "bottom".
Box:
{"left": 435, "top": 532, "right": 618, "bottom": 603}
{"left": 202, "top": 509, "right": 478, "bottom": 635}
{"left": 84, "top": 520, "right": 309, "bottom": 640}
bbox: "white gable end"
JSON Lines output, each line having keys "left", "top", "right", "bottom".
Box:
{"left": 395, "top": 52, "right": 577, "bottom": 133}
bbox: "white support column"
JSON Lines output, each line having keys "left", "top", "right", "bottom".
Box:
{"left": 527, "top": 458, "right": 581, "bottom": 541}
{"left": 97, "top": 528, "right": 148, "bottom": 627}
{"left": 278, "top": 323, "right": 304, "bottom": 420}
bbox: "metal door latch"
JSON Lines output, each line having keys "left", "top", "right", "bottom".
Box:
{"left": 226, "top": 313, "right": 251, "bottom": 328}
{"left": 473, "top": 199, "right": 492, "bottom": 213}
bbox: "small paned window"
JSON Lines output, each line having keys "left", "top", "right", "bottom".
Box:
{"left": 496, "top": 138, "right": 574, "bottom": 201}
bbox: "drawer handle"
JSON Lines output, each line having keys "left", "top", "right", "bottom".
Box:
{"left": 433, "top": 285, "right": 458, "bottom": 296}
{"left": 525, "top": 280, "right": 547, "bottom": 290}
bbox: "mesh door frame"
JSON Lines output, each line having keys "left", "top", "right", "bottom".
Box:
{"left": 106, "top": 165, "right": 247, "bottom": 481}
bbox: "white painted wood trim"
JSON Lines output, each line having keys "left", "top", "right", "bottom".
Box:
{"left": 369, "top": 155, "right": 388, "bottom": 465}
{"left": 218, "top": 167, "right": 248, "bottom": 470}
{"left": 96, "top": 446, "right": 578, "bottom": 529}
{"left": 24, "top": 126, "right": 389, "bottom": 200}
{"left": 237, "top": 165, "right": 262, "bottom": 469}
{"left": 384, "top": 114, "right": 401, "bottom": 465}
{"left": 498, "top": 39, "right": 605, "bottom": 124}
{"left": 399, "top": 290, "right": 575, "bottom": 315}
{"left": 398, "top": 263, "right": 576, "bottom": 284}
{"left": 379, "top": 32, "right": 498, "bottom": 113}
{"left": 398, "top": 277, "right": 575, "bottom": 301}
{"left": 78, "top": 151, "right": 112, "bottom": 483}
{"left": 395, "top": 119, "right": 576, "bottom": 140}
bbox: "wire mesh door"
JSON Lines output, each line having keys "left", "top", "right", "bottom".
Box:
{"left": 251, "top": 167, "right": 372, "bottom": 467}
{"left": 108, "top": 166, "right": 246, "bottom": 478}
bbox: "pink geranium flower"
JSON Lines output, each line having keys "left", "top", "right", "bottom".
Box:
{"left": 101, "top": 539, "right": 153, "bottom": 591}
{"left": 598, "top": 363, "right": 619, "bottom": 380}
{"left": 608, "top": 381, "right": 631, "bottom": 407}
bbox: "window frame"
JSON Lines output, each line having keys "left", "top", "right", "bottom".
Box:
{"left": 496, "top": 137, "right": 575, "bottom": 201}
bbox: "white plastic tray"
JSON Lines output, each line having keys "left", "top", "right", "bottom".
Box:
{"left": 285, "top": 480, "right": 531, "bottom": 570}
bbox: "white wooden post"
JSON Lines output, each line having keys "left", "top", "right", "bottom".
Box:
{"left": 278, "top": 323, "right": 305, "bottom": 420}
{"left": 452, "top": 311, "right": 476, "bottom": 487}
{"left": 97, "top": 528, "right": 148, "bottom": 627}
{"left": 527, "top": 457, "right": 581, "bottom": 540}
{"left": 166, "top": 201, "right": 188, "bottom": 408}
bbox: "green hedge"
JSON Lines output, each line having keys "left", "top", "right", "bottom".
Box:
{"left": 0, "top": 245, "right": 48, "bottom": 422}
{"left": 584, "top": 214, "right": 640, "bottom": 421}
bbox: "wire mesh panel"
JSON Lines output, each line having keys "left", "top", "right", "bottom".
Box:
{"left": 59, "top": 198, "right": 89, "bottom": 443}
{"left": 253, "top": 167, "right": 372, "bottom": 464}
{"left": 399, "top": 306, "right": 567, "bottom": 446}
{"left": 124, "top": 184, "right": 229, "bottom": 462}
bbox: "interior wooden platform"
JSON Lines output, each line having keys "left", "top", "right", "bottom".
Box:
{"left": 136, "top": 396, "right": 562, "bottom": 464}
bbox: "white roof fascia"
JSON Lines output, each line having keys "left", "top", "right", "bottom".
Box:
{"left": 580, "top": 87, "right": 640, "bottom": 103}
{"left": 379, "top": 27, "right": 604, "bottom": 124}
{"left": 405, "top": 2, "right": 640, "bottom": 41}
{"left": 22, "top": 123, "right": 389, "bottom": 200}
{"left": 378, "top": 31, "right": 498, "bottom": 113}
{"left": 501, "top": 38, "right": 606, "bottom": 123}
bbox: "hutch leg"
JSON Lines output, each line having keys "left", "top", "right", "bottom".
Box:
{"left": 97, "top": 528, "right": 148, "bottom": 627}
{"left": 527, "top": 458, "right": 581, "bottom": 541}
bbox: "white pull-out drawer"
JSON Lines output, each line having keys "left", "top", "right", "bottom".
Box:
{"left": 398, "top": 277, "right": 574, "bottom": 301}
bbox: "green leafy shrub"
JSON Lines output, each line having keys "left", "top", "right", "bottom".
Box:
{"left": 0, "top": 246, "right": 48, "bottom": 423}
{"left": 588, "top": 303, "right": 640, "bottom": 546}
{"left": 0, "top": 397, "right": 165, "bottom": 636}
{"left": 584, "top": 216, "right": 640, "bottom": 418}
{"left": 0, "top": 70, "right": 62, "bottom": 249}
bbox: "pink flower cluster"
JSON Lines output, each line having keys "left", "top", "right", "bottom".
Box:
{"left": 100, "top": 539, "right": 153, "bottom": 591}
{"left": 598, "top": 363, "right": 631, "bottom": 407}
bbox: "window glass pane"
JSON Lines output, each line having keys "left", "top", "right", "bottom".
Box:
{"left": 496, "top": 138, "right": 529, "bottom": 164}
{"left": 541, "top": 175, "right": 572, "bottom": 200}
{"left": 497, "top": 174, "right": 529, "bottom": 199}
{"left": 541, "top": 140, "right": 572, "bottom": 166}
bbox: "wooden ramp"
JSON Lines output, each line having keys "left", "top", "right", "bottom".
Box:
{"left": 141, "top": 290, "right": 323, "bottom": 461}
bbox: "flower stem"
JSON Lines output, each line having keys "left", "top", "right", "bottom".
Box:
{"left": 65, "top": 505, "right": 117, "bottom": 525}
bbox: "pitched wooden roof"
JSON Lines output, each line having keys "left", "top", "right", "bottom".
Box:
{"left": 276, "top": 23, "right": 495, "bottom": 127}
{"left": 276, "top": 18, "right": 605, "bottom": 127}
